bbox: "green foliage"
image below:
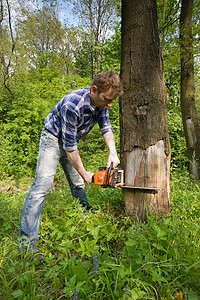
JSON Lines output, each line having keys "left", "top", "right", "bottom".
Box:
{"left": 17, "top": 6, "right": 64, "bottom": 69}
{"left": 1, "top": 0, "right": 200, "bottom": 180}
{"left": 0, "top": 171, "right": 199, "bottom": 299}
{"left": 0, "top": 70, "right": 91, "bottom": 177}
{"left": 163, "top": 45, "right": 181, "bottom": 106}
{"left": 74, "top": 30, "right": 92, "bottom": 77}
{"left": 0, "top": 74, "right": 48, "bottom": 177}
{"left": 99, "top": 23, "right": 121, "bottom": 73}
{"left": 167, "top": 106, "right": 188, "bottom": 172}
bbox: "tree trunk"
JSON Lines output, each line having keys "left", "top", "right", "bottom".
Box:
{"left": 120, "top": 0, "right": 170, "bottom": 220}
{"left": 180, "top": 0, "right": 200, "bottom": 177}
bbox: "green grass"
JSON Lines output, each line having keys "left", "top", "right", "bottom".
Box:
{"left": 0, "top": 170, "right": 199, "bottom": 299}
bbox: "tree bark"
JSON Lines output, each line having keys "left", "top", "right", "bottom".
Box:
{"left": 180, "top": 0, "right": 200, "bottom": 177}
{"left": 120, "top": 0, "right": 170, "bottom": 220}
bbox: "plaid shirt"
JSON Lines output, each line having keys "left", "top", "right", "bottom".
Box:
{"left": 44, "top": 87, "right": 113, "bottom": 151}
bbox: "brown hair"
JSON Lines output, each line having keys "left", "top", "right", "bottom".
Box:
{"left": 91, "top": 70, "right": 123, "bottom": 96}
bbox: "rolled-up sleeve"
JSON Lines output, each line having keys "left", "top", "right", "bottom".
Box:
{"left": 61, "top": 106, "right": 78, "bottom": 151}
{"left": 98, "top": 107, "right": 113, "bottom": 136}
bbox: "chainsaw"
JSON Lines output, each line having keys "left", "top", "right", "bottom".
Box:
{"left": 92, "top": 163, "right": 162, "bottom": 191}
{"left": 92, "top": 163, "right": 124, "bottom": 188}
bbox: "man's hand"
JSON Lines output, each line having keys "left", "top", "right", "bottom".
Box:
{"left": 81, "top": 171, "right": 94, "bottom": 184}
{"left": 103, "top": 131, "right": 120, "bottom": 168}
{"left": 107, "top": 150, "right": 120, "bottom": 168}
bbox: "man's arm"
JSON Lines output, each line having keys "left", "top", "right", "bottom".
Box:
{"left": 103, "top": 131, "right": 120, "bottom": 168}
{"left": 66, "top": 150, "right": 94, "bottom": 184}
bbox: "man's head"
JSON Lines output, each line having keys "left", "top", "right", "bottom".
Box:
{"left": 90, "top": 70, "right": 123, "bottom": 109}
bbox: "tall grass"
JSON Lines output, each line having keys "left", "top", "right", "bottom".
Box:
{"left": 0, "top": 170, "right": 199, "bottom": 299}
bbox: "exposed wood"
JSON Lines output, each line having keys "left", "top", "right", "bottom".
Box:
{"left": 123, "top": 141, "right": 170, "bottom": 220}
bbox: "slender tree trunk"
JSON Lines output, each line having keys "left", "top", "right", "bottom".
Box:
{"left": 0, "top": 0, "right": 3, "bottom": 24}
{"left": 120, "top": 0, "right": 170, "bottom": 220}
{"left": 88, "top": 0, "right": 94, "bottom": 78}
{"left": 180, "top": 0, "right": 200, "bottom": 177}
{"left": 55, "top": 19, "right": 70, "bottom": 75}
{"left": 0, "top": 0, "right": 16, "bottom": 97}
{"left": 90, "top": 38, "right": 94, "bottom": 79}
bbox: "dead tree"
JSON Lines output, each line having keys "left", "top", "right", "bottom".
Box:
{"left": 120, "top": 0, "right": 171, "bottom": 220}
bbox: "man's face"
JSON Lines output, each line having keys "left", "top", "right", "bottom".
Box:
{"left": 91, "top": 86, "right": 117, "bottom": 109}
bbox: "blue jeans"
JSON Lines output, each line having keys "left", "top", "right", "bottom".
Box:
{"left": 18, "top": 128, "right": 88, "bottom": 252}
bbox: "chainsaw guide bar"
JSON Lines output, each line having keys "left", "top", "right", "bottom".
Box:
{"left": 122, "top": 186, "right": 163, "bottom": 191}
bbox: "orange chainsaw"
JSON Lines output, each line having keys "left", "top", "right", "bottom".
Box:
{"left": 92, "top": 163, "right": 162, "bottom": 191}
{"left": 92, "top": 163, "right": 124, "bottom": 188}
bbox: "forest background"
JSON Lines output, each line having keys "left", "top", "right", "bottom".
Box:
{"left": 1, "top": 0, "right": 199, "bottom": 177}
{"left": 0, "top": 0, "right": 200, "bottom": 299}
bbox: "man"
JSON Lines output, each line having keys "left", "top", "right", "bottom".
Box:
{"left": 18, "top": 70, "right": 123, "bottom": 255}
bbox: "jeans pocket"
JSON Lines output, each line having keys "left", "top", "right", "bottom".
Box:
{"left": 40, "top": 128, "right": 57, "bottom": 147}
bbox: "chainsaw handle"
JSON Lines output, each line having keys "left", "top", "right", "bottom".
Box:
{"left": 104, "top": 162, "right": 113, "bottom": 188}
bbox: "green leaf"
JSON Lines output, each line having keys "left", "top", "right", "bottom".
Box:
{"left": 152, "top": 242, "right": 165, "bottom": 251}
{"left": 125, "top": 239, "right": 136, "bottom": 247}
{"left": 12, "top": 289, "right": 24, "bottom": 298}
{"left": 151, "top": 269, "right": 168, "bottom": 283}
{"left": 188, "top": 290, "right": 199, "bottom": 300}
{"left": 85, "top": 237, "right": 89, "bottom": 249}
{"left": 130, "top": 288, "right": 146, "bottom": 299}
{"left": 79, "top": 238, "right": 85, "bottom": 251}
{"left": 69, "top": 274, "right": 76, "bottom": 287}
{"left": 154, "top": 225, "right": 166, "bottom": 239}
{"left": 71, "top": 266, "right": 88, "bottom": 281}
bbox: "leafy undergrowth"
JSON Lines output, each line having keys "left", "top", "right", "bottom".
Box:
{"left": 0, "top": 172, "right": 199, "bottom": 300}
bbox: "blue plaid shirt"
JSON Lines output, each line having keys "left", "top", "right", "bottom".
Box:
{"left": 44, "top": 87, "right": 113, "bottom": 151}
